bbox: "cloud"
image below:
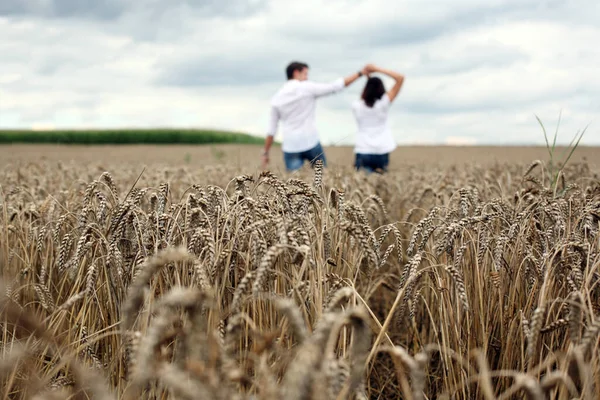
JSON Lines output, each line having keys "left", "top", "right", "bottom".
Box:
{"left": 156, "top": 52, "right": 284, "bottom": 87}
{"left": 0, "top": 0, "right": 267, "bottom": 21}
{"left": 31, "top": 123, "right": 57, "bottom": 131}
{"left": 0, "top": 0, "right": 598, "bottom": 146}
{"left": 0, "top": 0, "right": 124, "bottom": 20}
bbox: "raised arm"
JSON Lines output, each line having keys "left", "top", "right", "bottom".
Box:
{"left": 343, "top": 69, "right": 366, "bottom": 87}
{"left": 304, "top": 68, "right": 366, "bottom": 98}
{"left": 365, "top": 64, "right": 405, "bottom": 102}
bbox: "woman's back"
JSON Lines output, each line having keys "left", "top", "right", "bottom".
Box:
{"left": 352, "top": 94, "right": 396, "bottom": 155}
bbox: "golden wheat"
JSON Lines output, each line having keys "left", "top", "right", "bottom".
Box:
{"left": 0, "top": 157, "right": 599, "bottom": 399}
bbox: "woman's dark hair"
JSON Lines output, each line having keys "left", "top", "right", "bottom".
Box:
{"left": 361, "top": 77, "right": 386, "bottom": 107}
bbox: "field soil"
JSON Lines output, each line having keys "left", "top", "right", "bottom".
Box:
{"left": 2, "top": 144, "right": 599, "bottom": 172}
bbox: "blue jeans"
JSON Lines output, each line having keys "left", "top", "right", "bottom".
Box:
{"left": 354, "top": 153, "right": 389, "bottom": 173}
{"left": 283, "top": 142, "right": 327, "bottom": 172}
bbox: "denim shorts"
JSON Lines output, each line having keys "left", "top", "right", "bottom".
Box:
{"left": 354, "top": 153, "right": 389, "bottom": 173}
{"left": 283, "top": 142, "right": 327, "bottom": 172}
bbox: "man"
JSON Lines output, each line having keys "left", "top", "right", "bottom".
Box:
{"left": 261, "top": 61, "right": 367, "bottom": 171}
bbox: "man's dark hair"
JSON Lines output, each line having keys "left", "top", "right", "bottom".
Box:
{"left": 286, "top": 61, "right": 309, "bottom": 79}
{"left": 361, "top": 77, "right": 386, "bottom": 107}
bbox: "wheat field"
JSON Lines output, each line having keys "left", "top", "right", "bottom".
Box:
{"left": 1, "top": 145, "right": 600, "bottom": 399}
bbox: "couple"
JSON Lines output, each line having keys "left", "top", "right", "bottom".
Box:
{"left": 261, "top": 61, "right": 404, "bottom": 173}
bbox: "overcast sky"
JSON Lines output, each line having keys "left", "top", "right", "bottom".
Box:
{"left": 0, "top": 0, "right": 598, "bottom": 145}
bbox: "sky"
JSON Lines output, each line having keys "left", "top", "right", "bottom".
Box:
{"left": 0, "top": 0, "right": 598, "bottom": 146}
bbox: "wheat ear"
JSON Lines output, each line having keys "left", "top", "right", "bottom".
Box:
{"left": 121, "top": 246, "right": 193, "bottom": 330}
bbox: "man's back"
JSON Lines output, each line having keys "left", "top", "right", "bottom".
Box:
{"left": 268, "top": 78, "right": 345, "bottom": 153}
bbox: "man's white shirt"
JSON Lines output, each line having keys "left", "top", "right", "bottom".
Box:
{"left": 267, "top": 77, "right": 345, "bottom": 153}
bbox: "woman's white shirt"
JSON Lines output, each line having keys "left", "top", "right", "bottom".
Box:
{"left": 352, "top": 94, "right": 397, "bottom": 155}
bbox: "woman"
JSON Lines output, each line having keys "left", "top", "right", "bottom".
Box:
{"left": 352, "top": 64, "right": 404, "bottom": 173}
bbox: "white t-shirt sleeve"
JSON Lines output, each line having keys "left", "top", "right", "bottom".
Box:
{"left": 303, "top": 77, "right": 346, "bottom": 98}
{"left": 266, "top": 106, "right": 279, "bottom": 136}
{"left": 376, "top": 94, "right": 391, "bottom": 110}
{"left": 351, "top": 100, "right": 360, "bottom": 116}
